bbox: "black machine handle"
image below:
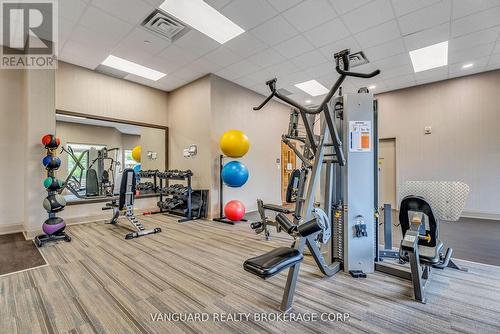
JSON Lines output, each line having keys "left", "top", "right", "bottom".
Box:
{"left": 253, "top": 49, "right": 380, "bottom": 113}
{"left": 275, "top": 213, "right": 297, "bottom": 234}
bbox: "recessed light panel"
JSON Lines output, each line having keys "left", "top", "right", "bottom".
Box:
{"left": 295, "top": 80, "right": 329, "bottom": 97}
{"left": 101, "top": 55, "right": 166, "bottom": 81}
{"left": 409, "top": 41, "right": 448, "bottom": 73}
{"left": 160, "top": 0, "right": 245, "bottom": 44}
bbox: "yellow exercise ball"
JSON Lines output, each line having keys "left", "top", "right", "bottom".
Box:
{"left": 132, "top": 146, "right": 141, "bottom": 163}
{"left": 220, "top": 130, "right": 250, "bottom": 158}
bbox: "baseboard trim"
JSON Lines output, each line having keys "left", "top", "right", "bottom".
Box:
{"left": 0, "top": 223, "right": 24, "bottom": 236}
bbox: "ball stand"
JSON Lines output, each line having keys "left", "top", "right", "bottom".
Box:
{"left": 36, "top": 134, "right": 72, "bottom": 247}
{"left": 213, "top": 155, "right": 247, "bottom": 225}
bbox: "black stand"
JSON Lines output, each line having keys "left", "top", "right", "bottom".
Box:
{"left": 213, "top": 154, "right": 247, "bottom": 225}
{"left": 157, "top": 170, "right": 196, "bottom": 223}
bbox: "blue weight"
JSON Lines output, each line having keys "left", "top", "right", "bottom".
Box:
{"left": 221, "top": 161, "right": 249, "bottom": 188}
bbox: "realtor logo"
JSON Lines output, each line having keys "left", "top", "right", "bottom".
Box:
{"left": 1, "top": 0, "right": 57, "bottom": 69}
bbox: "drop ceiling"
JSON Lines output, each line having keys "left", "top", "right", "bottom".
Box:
{"left": 59, "top": 0, "right": 500, "bottom": 104}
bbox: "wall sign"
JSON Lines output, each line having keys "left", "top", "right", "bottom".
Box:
{"left": 349, "top": 121, "right": 371, "bottom": 152}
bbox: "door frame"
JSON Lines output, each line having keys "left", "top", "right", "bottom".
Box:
{"left": 379, "top": 137, "right": 400, "bottom": 210}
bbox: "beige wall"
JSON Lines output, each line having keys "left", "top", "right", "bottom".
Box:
{"left": 140, "top": 127, "right": 166, "bottom": 171}
{"left": 376, "top": 69, "right": 500, "bottom": 219}
{"left": 167, "top": 76, "right": 212, "bottom": 189}
{"left": 210, "top": 75, "right": 291, "bottom": 216}
{"left": 0, "top": 70, "right": 25, "bottom": 234}
{"left": 56, "top": 62, "right": 168, "bottom": 126}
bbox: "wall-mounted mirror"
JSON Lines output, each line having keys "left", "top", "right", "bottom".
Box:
{"left": 55, "top": 111, "right": 167, "bottom": 203}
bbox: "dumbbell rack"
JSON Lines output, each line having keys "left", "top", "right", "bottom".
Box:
{"left": 137, "top": 170, "right": 158, "bottom": 194}
{"left": 157, "top": 170, "right": 195, "bottom": 223}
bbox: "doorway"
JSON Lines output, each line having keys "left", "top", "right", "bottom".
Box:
{"left": 281, "top": 141, "right": 297, "bottom": 204}
{"left": 379, "top": 138, "right": 397, "bottom": 208}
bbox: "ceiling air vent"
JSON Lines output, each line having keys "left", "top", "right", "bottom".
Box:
{"left": 348, "top": 51, "right": 369, "bottom": 68}
{"left": 141, "top": 9, "right": 190, "bottom": 42}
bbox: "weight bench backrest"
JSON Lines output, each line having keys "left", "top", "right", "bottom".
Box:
{"left": 119, "top": 168, "right": 136, "bottom": 210}
{"left": 399, "top": 196, "right": 438, "bottom": 247}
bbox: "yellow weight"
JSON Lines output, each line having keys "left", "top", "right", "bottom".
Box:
{"left": 219, "top": 130, "right": 250, "bottom": 158}
{"left": 132, "top": 146, "right": 141, "bottom": 163}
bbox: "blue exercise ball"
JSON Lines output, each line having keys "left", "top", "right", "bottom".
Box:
{"left": 133, "top": 164, "right": 141, "bottom": 174}
{"left": 221, "top": 161, "right": 249, "bottom": 187}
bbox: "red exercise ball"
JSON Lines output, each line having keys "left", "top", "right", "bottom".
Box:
{"left": 224, "top": 200, "right": 246, "bottom": 222}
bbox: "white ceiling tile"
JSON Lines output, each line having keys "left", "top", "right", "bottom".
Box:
{"left": 391, "top": 0, "right": 441, "bottom": 17}
{"left": 265, "top": 61, "right": 301, "bottom": 77}
{"left": 449, "top": 27, "right": 500, "bottom": 53}
{"left": 282, "top": 0, "right": 337, "bottom": 32}
{"left": 60, "top": 40, "right": 106, "bottom": 69}
{"left": 215, "top": 68, "right": 241, "bottom": 81}
{"left": 60, "top": 0, "right": 89, "bottom": 22}
{"left": 341, "top": 0, "right": 394, "bottom": 34}
{"left": 494, "top": 42, "right": 500, "bottom": 54}
{"left": 267, "top": 0, "right": 303, "bottom": 12}
{"left": 59, "top": 18, "right": 77, "bottom": 48}
{"left": 173, "top": 30, "right": 220, "bottom": 57}
{"left": 305, "top": 62, "right": 336, "bottom": 78}
{"left": 220, "top": 0, "right": 277, "bottom": 30}
{"left": 202, "top": 46, "right": 242, "bottom": 67}
{"left": 225, "top": 59, "right": 262, "bottom": 78}
{"left": 451, "top": 5, "right": 500, "bottom": 37}
{"left": 318, "top": 36, "right": 361, "bottom": 59}
{"left": 78, "top": 6, "right": 133, "bottom": 41}
{"left": 152, "top": 75, "right": 189, "bottom": 92}
{"left": 147, "top": 55, "right": 188, "bottom": 74}
{"left": 448, "top": 42, "right": 495, "bottom": 64}
{"left": 204, "top": 0, "right": 233, "bottom": 10}
{"left": 303, "top": 18, "right": 350, "bottom": 48}
{"left": 452, "top": 0, "right": 500, "bottom": 19}
{"left": 280, "top": 70, "right": 315, "bottom": 86}
{"left": 224, "top": 32, "right": 268, "bottom": 58}
{"left": 488, "top": 52, "right": 500, "bottom": 65}
{"left": 485, "top": 63, "right": 500, "bottom": 71}
{"left": 246, "top": 48, "right": 287, "bottom": 68}
{"left": 354, "top": 20, "right": 401, "bottom": 49}
{"left": 383, "top": 73, "right": 416, "bottom": 86}
{"left": 91, "top": 0, "right": 153, "bottom": 25}
{"left": 449, "top": 56, "right": 489, "bottom": 73}
{"left": 397, "top": 0, "right": 451, "bottom": 35}
{"left": 273, "top": 35, "right": 315, "bottom": 58}
{"left": 251, "top": 15, "right": 299, "bottom": 46}
{"left": 364, "top": 38, "right": 406, "bottom": 62}
{"left": 156, "top": 45, "right": 198, "bottom": 69}
{"left": 112, "top": 28, "right": 170, "bottom": 59}
{"left": 70, "top": 24, "right": 120, "bottom": 54}
{"left": 236, "top": 69, "right": 274, "bottom": 87}
{"left": 379, "top": 63, "right": 414, "bottom": 79}
{"left": 171, "top": 58, "right": 219, "bottom": 81}
{"left": 141, "top": 0, "right": 164, "bottom": 6}
{"left": 329, "top": 0, "right": 371, "bottom": 15}
{"left": 291, "top": 50, "right": 328, "bottom": 70}
{"left": 414, "top": 66, "right": 449, "bottom": 80}
{"left": 403, "top": 22, "right": 450, "bottom": 51}
{"left": 372, "top": 52, "right": 412, "bottom": 70}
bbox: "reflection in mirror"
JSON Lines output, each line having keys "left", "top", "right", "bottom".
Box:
{"left": 55, "top": 113, "right": 166, "bottom": 202}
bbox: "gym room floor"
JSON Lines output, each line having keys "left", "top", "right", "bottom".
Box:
{"left": 2, "top": 216, "right": 499, "bottom": 334}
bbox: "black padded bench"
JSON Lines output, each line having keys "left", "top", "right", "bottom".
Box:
{"left": 243, "top": 247, "right": 303, "bottom": 279}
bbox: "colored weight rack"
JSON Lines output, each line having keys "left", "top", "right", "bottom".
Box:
{"left": 157, "top": 170, "right": 196, "bottom": 223}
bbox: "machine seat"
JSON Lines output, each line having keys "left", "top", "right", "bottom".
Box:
{"left": 244, "top": 247, "right": 303, "bottom": 279}
{"left": 400, "top": 241, "right": 444, "bottom": 265}
{"left": 262, "top": 204, "right": 293, "bottom": 214}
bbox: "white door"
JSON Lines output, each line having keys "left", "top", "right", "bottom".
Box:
{"left": 379, "top": 138, "right": 396, "bottom": 208}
